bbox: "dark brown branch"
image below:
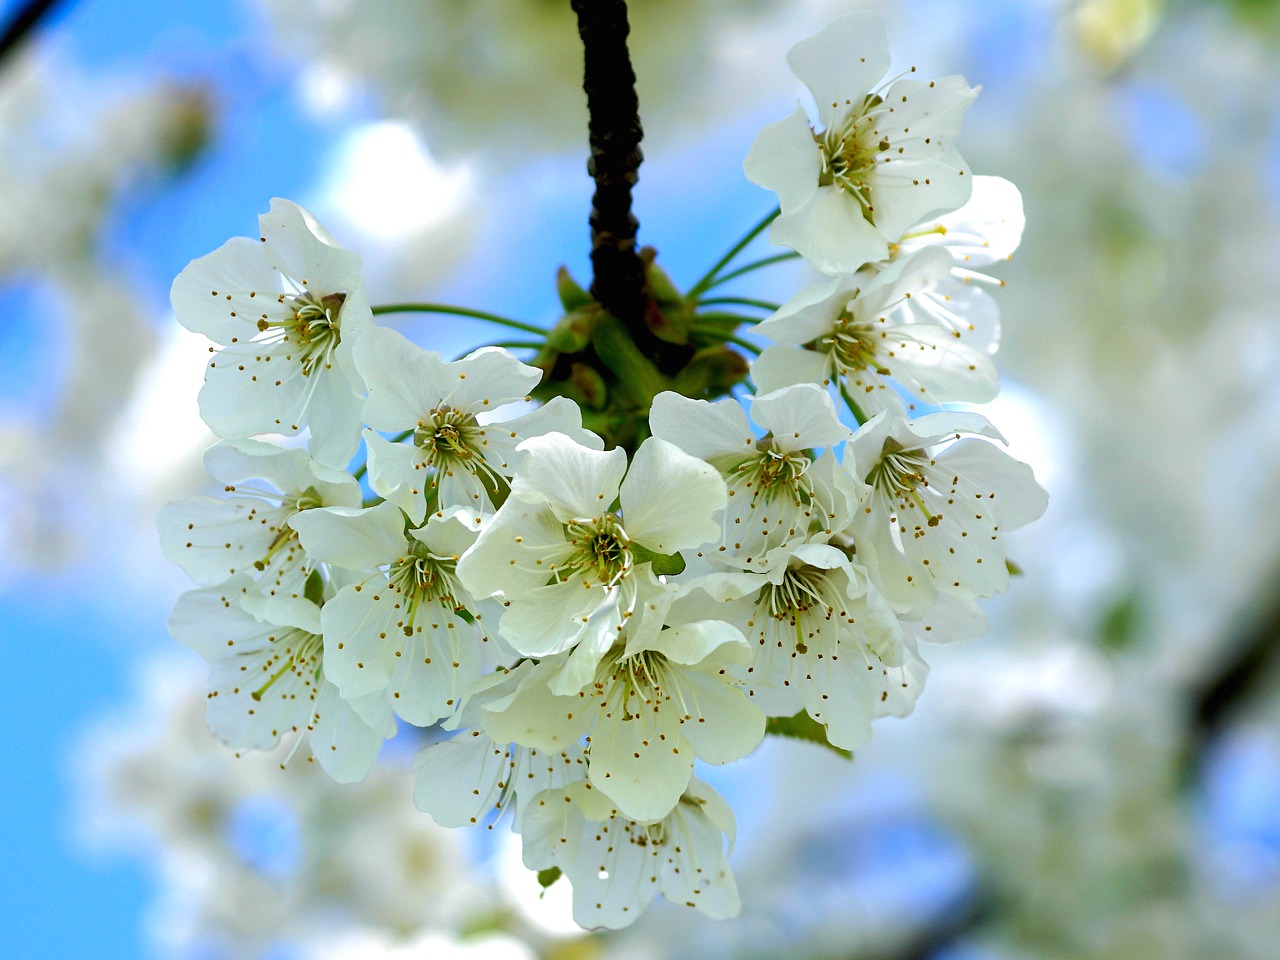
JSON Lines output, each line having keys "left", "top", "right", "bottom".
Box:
{"left": 571, "top": 0, "right": 648, "bottom": 342}
{"left": 0, "top": 0, "right": 72, "bottom": 65}
{"left": 1191, "top": 559, "right": 1280, "bottom": 751}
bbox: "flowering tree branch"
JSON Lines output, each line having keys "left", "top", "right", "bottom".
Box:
{"left": 571, "top": 0, "right": 649, "bottom": 345}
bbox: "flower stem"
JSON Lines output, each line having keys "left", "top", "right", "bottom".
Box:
{"left": 839, "top": 382, "right": 869, "bottom": 425}
{"left": 687, "top": 207, "right": 780, "bottom": 299}
{"left": 695, "top": 296, "right": 781, "bottom": 312}
{"left": 690, "top": 327, "right": 762, "bottom": 356}
{"left": 371, "top": 303, "right": 546, "bottom": 337}
{"left": 691, "top": 310, "right": 762, "bottom": 327}
{"left": 700, "top": 251, "right": 801, "bottom": 291}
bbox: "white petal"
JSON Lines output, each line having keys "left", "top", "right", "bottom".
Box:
{"left": 290, "top": 500, "right": 407, "bottom": 570}
{"left": 771, "top": 186, "right": 888, "bottom": 275}
{"left": 620, "top": 437, "right": 726, "bottom": 554}
{"left": 170, "top": 237, "right": 287, "bottom": 344}
{"left": 588, "top": 696, "right": 691, "bottom": 822}
{"left": 309, "top": 683, "right": 394, "bottom": 783}
{"left": 752, "top": 383, "right": 851, "bottom": 450}
{"left": 648, "top": 391, "right": 754, "bottom": 464}
{"left": 511, "top": 433, "right": 627, "bottom": 521}
{"left": 785, "top": 11, "right": 890, "bottom": 119}
{"left": 671, "top": 669, "right": 764, "bottom": 765}
{"left": 259, "top": 197, "right": 362, "bottom": 289}
{"left": 743, "top": 105, "right": 822, "bottom": 212}
{"left": 364, "top": 429, "right": 428, "bottom": 524}
{"left": 750, "top": 343, "right": 833, "bottom": 395}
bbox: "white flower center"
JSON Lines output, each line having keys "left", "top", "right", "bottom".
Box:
{"left": 387, "top": 540, "right": 465, "bottom": 636}
{"left": 414, "top": 406, "right": 506, "bottom": 492}
{"left": 821, "top": 305, "right": 886, "bottom": 376}
{"left": 735, "top": 436, "right": 814, "bottom": 507}
{"left": 595, "top": 648, "right": 671, "bottom": 721}
{"left": 559, "top": 514, "right": 633, "bottom": 588}
{"left": 867, "top": 443, "right": 942, "bottom": 528}
{"left": 817, "top": 94, "right": 892, "bottom": 218}
{"left": 249, "top": 627, "right": 323, "bottom": 702}
{"left": 257, "top": 291, "right": 346, "bottom": 376}
{"left": 759, "top": 564, "right": 843, "bottom": 655}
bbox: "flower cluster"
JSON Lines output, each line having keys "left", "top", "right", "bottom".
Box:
{"left": 160, "top": 12, "right": 1045, "bottom": 931}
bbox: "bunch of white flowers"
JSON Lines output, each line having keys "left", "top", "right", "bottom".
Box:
{"left": 160, "top": 11, "right": 1046, "bottom": 930}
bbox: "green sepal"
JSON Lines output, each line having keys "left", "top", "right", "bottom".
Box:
{"left": 555, "top": 266, "right": 593, "bottom": 312}
{"left": 536, "top": 866, "right": 563, "bottom": 891}
{"left": 1006, "top": 558, "right": 1024, "bottom": 577}
{"left": 643, "top": 258, "right": 693, "bottom": 345}
{"left": 670, "top": 345, "right": 750, "bottom": 399}
{"left": 546, "top": 307, "right": 598, "bottom": 354}
{"left": 632, "top": 545, "right": 686, "bottom": 577}
{"left": 765, "top": 711, "right": 852, "bottom": 760}
{"left": 591, "top": 314, "right": 669, "bottom": 409}
{"left": 569, "top": 361, "right": 608, "bottom": 410}
{"left": 303, "top": 568, "right": 326, "bottom": 607}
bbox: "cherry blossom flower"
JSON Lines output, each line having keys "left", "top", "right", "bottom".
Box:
{"left": 845, "top": 411, "right": 1048, "bottom": 614}
{"left": 289, "top": 501, "right": 488, "bottom": 726}
{"left": 750, "top": 247, "right": 998, "bottom": 412}
{"left": 456, "top": 432, "right": 727, "bottom": 685}
{"left": 170, "top": 198, "right": 372, "bottom": 467}
{"left": 685, "top": 542, "right": 924, "bottom": 750}
{"left": 168, "top": 576, "right": 395, "bottom": 783}
{"left": 520, "top": 777, "right": 740, "bottom": 929}
{"left": 156, "top": 438, "right": 361, "bottom": 621}
{"left": 355, "top": 325, "right": 597, "bottom": 524}
{"left": 744, "top": 11, "right": 977, "bottom": 275}
{"left": 649, "top": 385, "right": 859, "bottom": 572}
{"left": 478, "top": 621, "right": 764, "bottom": 822}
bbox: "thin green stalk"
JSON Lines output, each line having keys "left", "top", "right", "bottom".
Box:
{"left": 687, "top": 207, "right": 780, "bottom": 299}
{"left": 691, "top": 310, "right": 762, "bottom": 327}
{"left": 372, "top": 303, "right": 547, "bottom": 337}
{"left": 695, "top": 296, "right": 781, "bottom": 312}
{"left": 700, "top": 251, "right": 801, "bottom": 291}
{"left": 839, "top": 382, "right": 868, "bottom": 425}
{"left": 690, "top": 326, "right": 762, "bottom": 356}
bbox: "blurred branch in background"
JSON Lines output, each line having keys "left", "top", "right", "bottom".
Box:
{"left": 0, "top": 0, "right": 72, "bottom": 66}
{"left": 1192, "top": 558, "right": 1280, "bottom": 760}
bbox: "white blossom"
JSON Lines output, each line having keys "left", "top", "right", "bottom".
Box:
{"left": 686, "top": 542, "right": 924, "bottom": 750}
{"left": 168, "top": 577, "right": 395, "bottom": 783}
{"left": 456, "top": 432, "right": 727, "bottom": 685}
{"left": 649, "top": 385, "right": 860, "bottom": 573}
{"left": 355, "top": 325, "right": 596, "bottom": 524}
{"left": 751, "top": 247, "right": 998, "bottom": 412}
{"left": 170, "top": 198, "right": 371, "bottom": 467}
{"left": 289, "top": 501, "right": 487, "bottom": 726}
{"left": 479, "top": 620, "right": 764, "bottom": 822}
{"left": 845, "top": 411, "right": 1048, "bottom": 614}
{"left": 156, "top": 438, "right": 361, "bottom": 620}
{"left": 744, "top": 11, "right": 977, "bottom": 275}
{"left": 520, "top": 777, "right": 740, "bottom": 930}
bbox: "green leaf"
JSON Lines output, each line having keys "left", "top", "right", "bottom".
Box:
{"left": 632, "top": 545, "right": 686, "bottom": 576}
{"left": 303, "top": 568, "right": 326, "bottom": 606}
{"left": 765, "top": 711, "right": 852, "bottom": 760}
